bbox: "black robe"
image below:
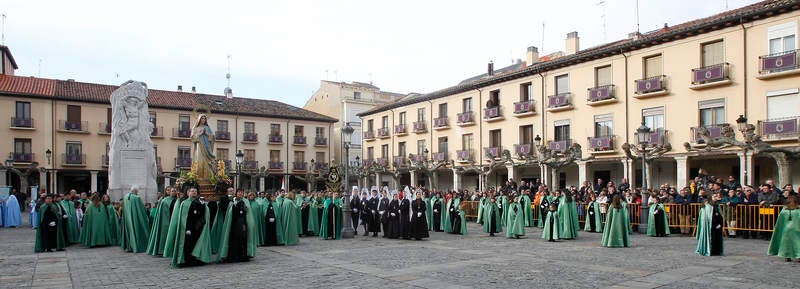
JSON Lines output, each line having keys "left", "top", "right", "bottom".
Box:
{"left": 710, "top": 205, "right": 724, "bottom": 256}
{"left": 653, "top": 207, "right": 667, "bottom": 237}
{"left": 350, "top": 198, "right": 360, "bottom": 231}
{"left": 225, "top": 200, "right": 250, "bottom": 263}
{"left": 300, "top": 198, "right": 311, "bottom": 236}
{"left": 449, "top": 200, "right": 461, "bottom": 234}
{"left": 367, "top": 198, "right": 381, "bottom": 233}
{"left": 207, "top": 201, "right": 218, "bottom": 229}
{"left": 410, "top": 199, "right": 429, "bottom": 239}
{"left": 40, "top": 204, "right": 60, "bottom": 251}
{"left": 385, "top": 200, "right": 401, "bottom": 239}
{"left": 538, "top": 197, "right": 550, "bottom": 227}
{"left": 587, "top": 203, "right": 598, "bottom": 232}
{"left": 400, "top": 199, "right": 411, "bottom": 239}
{"left": 264, "top": 202, "right": 279, "bottom": 246}
{"left": 183, "top": 199, "right": 206, "bottom": 266}
{"left": 432, "top": 199, "right": 443, "bottom": 232}
{"left": 377, "top": 198, "right": 390, "bottom": 234}
{"left": 360, "top": 198, "right": 370, "bottom": 233}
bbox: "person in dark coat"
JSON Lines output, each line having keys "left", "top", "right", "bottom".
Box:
{"left": 410, "top": 192, "right": 429, "bottom": 240}
{"left": 400, "top": 193, "right": 412, "bottom": 239}
{"left": 385, "top": 193, "right": 401, "bottom": 239}
{"left": 367, "top": 191, "right": 381, "bottom": 237}
{"left": 349, "top": 188, "right": 361, "bottom": 235}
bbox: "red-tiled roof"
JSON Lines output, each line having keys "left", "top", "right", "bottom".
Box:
{"left": 0, "top": 75, "right": 337, "bottom": 123}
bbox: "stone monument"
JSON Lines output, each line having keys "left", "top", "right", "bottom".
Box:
{"left": 108, "top": 80, "right": 158, "bottom": 204}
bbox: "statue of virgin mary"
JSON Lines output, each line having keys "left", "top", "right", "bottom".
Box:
{"left": 191, "top": 114, "right": 216, "bottom": 181}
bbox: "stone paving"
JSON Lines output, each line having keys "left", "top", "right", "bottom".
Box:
{"left": 1, "top": 217, "right": 799, "bottom": 289}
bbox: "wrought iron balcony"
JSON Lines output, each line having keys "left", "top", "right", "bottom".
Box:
{"left": 513, "top": 100, "right": 536, "bottom": 115}
{"left": 243, "top": 132, "right": 259, "bottom": 143}
{"left": 175, "top": 157, "right": 192, "bottom": 168}
{"left": 375, "top": 158, "right": 389, "bottom": 167}
{"left": 483, "top": 147, "right": 502, "bottom": 159}
{"left": 59, "top": 120, "right": 89, "bottom": 133}
{"left": 314, "top": 162, "right": 329, "bottom": 171}
{"left": 293, "top": 161, "right": 307, "bottom": 171}
{"left": 362, "top": 159, "right": 374, "bottom": 167}
{"left": 413, "top": 121, "right": 426, "bottom": 133}
{"left": 393, "top": 156, "right": 407, "bottom": 167}
{"left": 759, "top": 49, "right": 799, "bottom": 76}
{"left": 377, "top": 127, "right": 390, "bottom": 138}
{"left": 98, "top": 122, "right": 112, "bottom": 134}
{"left": 268, "top": 161, "right": 283, "bottom": 170}
{"left": 151, "top": 126, "right": 164, "bottom": 138}
{"left": 269, "top": 134, "right": 283, "bottom": 144}
{"left": 634, "top": 75, "right": 667, "bottom": 96}
{"left": 12, "top": 152, "right": 34, "bottom": 163}
{"left": 433, "top": 152, "right": 447, "bottom": 162}
{"left": 635, "top": 129, "right": 668, "bottom": 146}
{"left": 10, "top": 117, "right": 34, "bottom": 128}
{"left": 587, "top": 135, "right": 615, "bottom": 152}
{"left": 456, "top": 112, "right": 474, "bottom": 125}
{"left": 690, "top": 124, "right": 729, "bottom": 144}
{"left": 293, "top": 136, "right": 307, "bottom": 145}
{"left": 433, "top": 117, "right": 448, "bottom": 129}
{"left": 215, "top": 131, "right": 231, "bottom": 141}
{"left": 758, "top": 116, "right": 800, "bottom": 141}
{"left": 691, "top": 63, "right": 730, "bottom": 86}
{"left": 587, "top": 85, "right": 616, "bottom": 104}
{"left": 394, "top": 124, "right": 407, "bottom": 135}
{"left": 409, "top": 153, "right": 426, "bottom": 163}
{"left": 241, "top": 160, "right": 258, "bottom": 171}
{"left": 547, "top": 139, "right": 572, "bottom": 153}
{"left": 546, "top": 93, "right": 573, "bottom": 111}
{"left": 172, "top": 128, "right": 192, "bottom": 139}
{"left": 514, "top": 144, "right": 532, "bottom": 155}
{"left": 62, "top": 153, "right": 86, "bottom": 166}
{"left": 456, "top": 150, "right": 473, "bottom": 162}
{"left": 363, "top": 130, "right": 375, "bottom": 140}
{"left": 483, "top": 106, "right": 503, "bottom": 121}
{"left": 314, "top": 137, "right": 328, "bottom": 146}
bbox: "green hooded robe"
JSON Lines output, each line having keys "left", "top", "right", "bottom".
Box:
{"left": 308, "top": 197, "right": 321, "bottom": 236}
{"left": 476, "top": 196, "right": 486, "bottom": 224}
{"left": 294, "top": 195, "right": 306, "bottom": 235}
{"left": 541, "top": 209, "right": 559, "bottom": 240}
{"left": 601, "top": 206, "right": 629, "bottom": 247}
{"left": 146, "top": 196, "right": 178, "bottom": 256}
{"left": 280, "top": 197, "right": 301, "bottom": 246}
{"left": 120, "top": 192, "right": 150, "bottom": 253}
{"left": 499, "top": 195, "right": 509, "bottom": 226}
{"left": 34, "top": 203, "right": 66, "bottom": 252}
{"left": 768, "top": 208, "right": 800, "bottom": 259}
{"left": 423, "top": 196, "right": 432, "bottom": 231}
{"left": 521, "top": 195, "right": 534, "bottom": 227}
{"left": 443, "top": 197, "right": 461, "bottom": 233}
{"left": 320, "top": 198, "right": 343, "bottom": 240}
{"left": 695, "top": 203, "right": 724, "bottom": 256}
{"left": 216, "top": 197, "right": 257, "bottom": 262}
{"left": 482, "top": 201, "right": 502, "bottom": 234}
{"left": 254, "top": 197, "right": 268, "bottom": 246}
{"left": 557, "top": 196, "right": 579, "bottom": 240}
{"left": 268, "top": 200, "right": 286, "bottom": 245}
{"left": 583, "top": 201, "right": 603, "bottom": 233}
{"left": 59, "top": 199, "right": 81, "bottom": 243}
{"left": 505, "top": 202, "right": 525, "bottom": 238}
{"left": 80, "top": 203, "right": 114, "bottom": 247}
{"left": 647, "top": 203, "right": 670, "bottom": 237}
{"left": 106, "top": 204, "right": 120, "bottom": 246}
{"left": 163, "top": 197, "right": 213, "bottom": 267}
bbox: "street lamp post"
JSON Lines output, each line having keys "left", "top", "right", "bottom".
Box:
{"left": 235, "top": 150, "right": 244, "bottom": 192}
{"left": 636, "top": 121, "right": 652, "bottom": 233}
{"left": 736, "top": 114, "right": 749, "bottom": 186}
{"left": 341, "top": 122, "right": 355, "bottom": 238}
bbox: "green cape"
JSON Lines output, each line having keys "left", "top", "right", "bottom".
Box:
{"left": 558, "top": 197, "right": 579, "bottom": 239}
{"left": 308, "top": 197, "right": 321, "bottom": 236}
{"left": 254, "top": 198, "right": 268, "bottom": 246}
{"left": 768, "top": 208, "right": 800, "bottom": 259}
{"left": 541, "top": 210, "right": 559, "bottom": 240}
{"left": 268, "top": 200, "right": 286, "bottom": 245}
{"left": 107, "top": 204, "right": 120, "bottom": 246}
{"left": 695, "top": 204, "right": 724, "bottom": 256}
{"left": 601, "top": 206, "right": 629, "bottom": 247}
{"left": 458, "top": 210, "right": 468, "bottom": 235}
{"left": 521, "top": 195, "right": 534, "bottom": 227}
{"left": 163, "top": 197, "right": 213, "bottom": 267}
{"left": 146, "top": 196, "right": 177, "bottom": 256}
{"left": 499, "top": 195, "right": 509, "bottom": 226}
{"left": 583, "top": 201, "right": 603, "bottom": 233}
{"left": 505, "top": 202, "right": 525, "bottom": 238}
{"left": 34, "top": 203, "right": 66, "bottom": 252}
{"left": 320, "top": 198, "right": 343, "bottom": 240}
{"left": 482, "top": 202, "right": 502, "bottom": 233}
{"left": 216, "top": 198, "right": 257, "bottom": 262}
{"left": 80, "top": 204, "right": 114, "bottom": 247}
{"left": 294, "top": 196, "right": 306, "bottom": 235}
{"left": 280, "top": 198, "right": 300, "bottom": 246}
{"left": 647, "top": 203, "right": 670, "bottom": 237}
{"left": 120, "top": 193, "right": 150, "bottom": 253}
{"left": 443, "top": 197, "right": 460, "bottom": 233}
{"left": 476, "top": 196, "right": 485, "bottom": 224}
{"left": 59, "top": 200, "right": 81, "bottom": 243}
{"left": 423, "top": 197, "right": 433, "bottom": 231}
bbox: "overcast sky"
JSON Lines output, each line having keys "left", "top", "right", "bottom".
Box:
{"left": 4, "top": 0, "right": 758, "bottom": 107}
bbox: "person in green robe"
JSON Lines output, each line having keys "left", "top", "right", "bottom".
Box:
{"left": 584, "top": 194, "right": 603, "bottom": 233}
{"left": 482, "top": 196, "right": 502, "bottom": 236}
{"left": 520, "top": 191, "right": 534, "bottom": 227}
{"left": 647, "top": 197, "right": 669, "bottom": 237}
{"left": 103, "top": 194, "right": 120, "bottom": 246}
{"left": 307, "top": 193, "right": 321, "bottom": 236}
{"left": 264, "top": 193, "right": 285, "bottom": 246}
{"left": 320, "top": 192, "right": 343, "bottom": 240}
{"left": 146, "top": 202, "right": 156, "bottom": 229}
{"left": 457, "top": 201, "right": 468, "bottom": 235}
{"left": 34, "top": 195, "right": 66, "bottom": 252}
{"left": 601, "top": 196, "right": 630, "bottom": 247}
{"left": 59, "top": 193, "right": 81, "bottom": 244}
{"left": 499, "top": 193, "right": 509, "bottom": 226}
{"left": 696, "top": 192, "right": 724, "bottom": 256}
{"left": 768, "top": 196, "right": 800, "bottom": 262}
{"left": 120, "top": 186, "right": 151, "bottom": 253}
{"left": 295, "top": 191, "right": 307, "bottom": 236}
{"left": 280, "top": 192, "right": 301, "bottom": 246}
{"left": 216, "top": 190, "right": 257, "bottom": 263}
{"left": 443, "top": 194, "right": 461, "bottom": 233}
{"left": 163, "top": 187, "right": 213, "bottom": 267}
{"left": 505, "top": 196, "right": 525, "bottom": 239}
{"left": 246, "top": 192, "right": 265, "bottom": 246}
{"left": 542, "top": 203, "right": 560, "bottom": 242}
{"left": 210, "top": 188, "right": 234, "bottom": 254}
{"left": 146, "top": 187, "right": 179, "bottom": 256}
{"left": 476, "top": 194, "right": 486, "bottom": 224}
{"left": 80, "top": 193, "right": 114, "bottom": 247}
{"left": 423, "top": 193, "right": 432, "bottom": 231}
{"left": 254, "top": 192, "right": 269, "bottom": 246}
{"left": 557, "top": 191, "right": 579, "bottom": 240}
{"left": 448, "top": 196, "right": 467, "bottom": 235}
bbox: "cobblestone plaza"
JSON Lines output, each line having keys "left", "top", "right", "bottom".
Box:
{"left": 1, "top": 219, "right": 797, "bottom": 289}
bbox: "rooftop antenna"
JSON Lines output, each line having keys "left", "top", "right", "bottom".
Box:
{"left": 1, "top": 13, "right": 6, "bottom": 45}
{"left": 115, "top": 72, "right": 119, "bottom": 79}
{"left": 224, "top": 54, "right": 233, "bottom": 98}
{"left": 541, "top": 21, "right": 546, "bottom": 53}
{"left": 634, "top": 0, "right": 640, "bottom": 34}
{"left": 334, "top": 70, "right": 338, "bottom": 82}
{"left": 37, "top": 59, "right": 42, "bottom": 77}
{"left": 725, "top": 0, "right": 729, "bottom": 11}
{"left": 325, "top": 69, "right": 329, "bottom": 81}
{"left": 368, "top": 72, "right": 373, "bottom": 84}
{"left": 597, "top": 1, "right": 607, "bottom": 42}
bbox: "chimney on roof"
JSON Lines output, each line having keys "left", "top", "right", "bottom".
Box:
{"left": 526, "top": 46, "right": 539, "bottom": 66}
{"left": 566, "top": 32, "right": 579, "bottom": 55}
{"left": 224, "top": 87, "right": 233, "bottom": 99}
{"left": 628, "top": 31, "right": 642, "bottom": 40}
{"left": 191, "top": 86, "right": 196, "bottom": 93}
{"left": 177, "top": 85, "right": 183, "bottom": 92}
{"left": 488, "top": 61, "right": 494, "bottom": 76}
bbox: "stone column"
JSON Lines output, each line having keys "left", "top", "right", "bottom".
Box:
{"left": 90, "top": 171, "right": 98, "bottom": 193}
{"left": 286, "top": 176, "right": 291, "bottom": 191}
{"left": 621, "top": 159, "right": 630, "bottom": 184}
{"left": 506, "top": 164, "right": 515, "bottom": 182}
{"left": 452, "top": 169, "right": 461, "bottom": 191}
{"left": 577, "top": 161, "right": 588, "bottom": 187}
{"left": 675, "top": 156, "right": 689, "bottom": 189}
{"left": 260, "top": 176, "right": 265, "bottom": 192}
{"left": 0, "top": 169, "right": 6, "bottom": 187}
{"left": 737, "top": 151, "right": 754, "bottom": 187}
{"left": 539, "top": 164, "right": 549, "bottom": 188}
{"left": 39, "top": 170, "right": 47, "bottom": 192}
{"left": 52, "top": 170, "right": 59, "bottom": 194}
{"left": 776, "top": 157, "right": 793, "bottom": 187}
{"left": 410, "top": 170, "right": 417, "bottom": 187}
{"left": 551, "top": 168, "right": 559, "bottom": 190}
{"left": 375, "top": 173, "right": 381, "bottom": 188}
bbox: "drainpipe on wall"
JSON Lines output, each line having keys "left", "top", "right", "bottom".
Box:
{"left": 622, "top": 49, "right": 630, "bottom": 182}
{"left": 740, "top": 18, "right": 749, "bottom": 118}
{"left": 476, "top": 88, "right": 483, "bottom": 192}
{"left": 286, "top": 120, "right": 291, "bottom": 190}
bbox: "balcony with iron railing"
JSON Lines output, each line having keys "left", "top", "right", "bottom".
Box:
{"left": 394, "top": 124, "right": 408, "bottom": 135}
{"left": 690, "top": 124, "right": 730, "bottom": 145}
{"left": 242, "top": 132, "right": 259, "bottom": 143}
{"left": 634, "top": 75, "right": 668, "bottom": 98}
{"left": 690, "top": 63, "right": 731, "bottom": 89}
{"left": 393, "top": 156, "right": 407, "bottom": 167}
{"left": 514, "top": 144, "right": 532, "bottom": 156}
{"left": 12, "top": 152, "right": 34, "bottom": 163}
{"left": 546, "top": 93, "right": 573, "bottom": 112}
{"left": 409, "top": 153, "right": 426, "bottom": 163}
{"left": 413, "top": 121, "right": 427, "bottom": 133}
{"left": 314, "top": 162, "right": 329, "bottom": 171}
{"left": 268, "top": 161, "right": 284, "bottom": 171}
{"left": 242, "top": 160, "right": 259, "bottom": 171}
{"left": 151, "top": 126, "right": 164, "bottom": 138}
{"left": 98, "top": 122, "right": 112, "bottom": 135}
{"left": 635, "top": 129, "right": 668, "bottom": 146}
{"left": 10, "top": 117, "right": 34, "bottom": 129}
{"left": 377, "top": 127, "right": 390, "bottom": 138}
{"left": 547, "top": 139, "right": 573, "bottom": 153}
{"left": 293, "top": 136, "right": 307, "bottom": 145}
{"left": 375, "top": 158, "right": 389, "bottom": 167}
{"left": 363, "top": 130, "right": 375, "bottom": 141}
{"left": 587, "top": 135, "right": 616, "bottom": 153}
{"left": 586, "top": 85, "right": 617, "bottom": 106}
{"left": 175, "top": 157, "right": 192, "bottom": 168}
{"left": 757, "top": 49, "right": 800, "bottom": 79}
{"left": 433, "top": 152, "right": 447, "bottom": 162}
{"left": 172, "top": 128, "right": 192, "bottom": 139}
{"left": 314, "top": 137, "right": 328, "bottom": 146}
{"left": 456, "top": 112, "right": 474, "bottom": 126}
{"left": 758, "top": 116, "right": 800, "bottom": 142}
{"left": 58, "top": 120, "right": 89, "bottom": 133}
{"left": 62, "top": 153, "right": 86, "bottom": 167}
{"left": 293, "top": 161, "right": 307, "bottom": 171}
{"left": 483, "top": 106, "right": 504, "bottom": 122}
{"left": 456, "top": 150, "right": 473, "bottom": 163}
{"left": 483, "top": 146, "right": 503, "bottom": 160}
{"left": 362, "top": 159, "right": 374, "bottom": 167}
{"left": 215, "top": 131, "right": 231, "bottom": 141}
{"left": 513, "top": 100, "right": 536, "bottom": 116}
{"left": 268, "top": 134, "right": 283, "bottom": 144}
{"left": 433, "top": 117, "right": 449, "bottom": 129}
